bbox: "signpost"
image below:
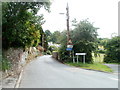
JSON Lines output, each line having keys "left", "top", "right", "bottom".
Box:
{"left": 75, "top": 53, "right": 86, "bottom": 64}
{"left": 67, "top": 45, "right": 73, "bottom": 48}
{"left": 72, "top": 51, "right": 75, "bottom": 63}
{"left": 66, "top": 44, "right": 73, "bottom": 51}
{"left": 66, "top": 48, "right": 72, "bottom": 51}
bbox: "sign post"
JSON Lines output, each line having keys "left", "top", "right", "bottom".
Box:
{"left": 77, "top": 55, "right": 79, "bottom": 63}
{"left": 66, "top": 44, "right": 73, "bottom": 51}
{"left": 83, "top": 55, "right": 85, "bottom": 64}
{"left": 75, "top": 53, "right": 86, "bottom": 64}
{"left": 73, "top": 51, "right": 75, "bottom": 63}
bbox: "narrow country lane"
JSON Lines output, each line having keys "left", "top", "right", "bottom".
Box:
{"left": 19, "top": 55, "right": 118, "bottom": 88}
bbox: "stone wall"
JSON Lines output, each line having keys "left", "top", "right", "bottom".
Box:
{"left": 3, "top": 48, "right": 23, "bottom": 76}
{"left": 2, "top": 46, "right": 43, "bottom": 78}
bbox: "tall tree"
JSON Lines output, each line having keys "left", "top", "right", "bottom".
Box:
{"left": 104, "top": 36, "right": 120, "bottom": 63}
{"left": 44, "top": 30, "right": 52, "bottom": 42}
{"left": 59, "top": 19, "right": 99, "bottom": 63}
{"left": 2, "top": 2, "right": 50, "bottom": 49}
{"left": 71, "top": 19, "right": 99, "bottom": 63}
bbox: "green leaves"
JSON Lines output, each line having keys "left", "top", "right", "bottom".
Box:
{"left": 45, "top": 30, "right": 62, "bottom": 44}
{"left": 58, "top": 19, "right": 99, "bottom": 63}
{"left": 71, "top": 19, "right": 99, "bottom": 63}
{"left": 104, "top": 36, "right": 120, "bottom": 63}
{"left": 2, "top": 2, "right": 50, "bottom": 49}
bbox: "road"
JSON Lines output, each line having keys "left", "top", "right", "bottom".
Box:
{"left": 19, "top": 55, "right": 118, "bottom": 88}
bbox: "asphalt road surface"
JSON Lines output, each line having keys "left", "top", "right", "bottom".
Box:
{"left": 19, "top": 55, "right": 118, "bottom": 88}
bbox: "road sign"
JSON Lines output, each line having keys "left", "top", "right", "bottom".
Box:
{"left": 75, "top": 53, "right": 86, "bottom": 64}
{"left": 66, "top": 48, "right": 72, "bottom": 51}
{"left": 67, "top": 45, "right": 73, "bottom": 48}
{"left": 76, "top": 53, "right": 86, "bottom": 55}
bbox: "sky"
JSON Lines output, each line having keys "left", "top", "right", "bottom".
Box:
{"left": 38, "top": 0, "right": 119, "bottom": 38}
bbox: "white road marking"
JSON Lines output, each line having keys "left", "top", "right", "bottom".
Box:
{"left": 108, "top": 77, "right": 118, "bottom": 81}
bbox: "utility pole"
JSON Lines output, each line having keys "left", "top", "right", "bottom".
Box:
{"left": 66, "top": 3, "right": 73, "bottom": 58}
{"left": 66, "top": 3, "right": 72, "bottom": 45}
{"left": 59, "top": 3, "right": 73, "bottom": 56}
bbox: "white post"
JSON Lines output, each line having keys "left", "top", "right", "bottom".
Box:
{"left": 69, "top": 51, "right": 71, "bottom": 57}
{"left": 73, "top": 51, "right": 75, "bottom": 63}
{"left": 77, "top": 55, "right": 78, "bottom": 63}
{"left": 83, "top": 55, "right": 85, "bottom": 64}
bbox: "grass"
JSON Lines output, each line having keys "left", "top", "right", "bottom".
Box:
{"left": 1, "top": 56, "right": 11, "bottom": 71}
{"left": 64, "top": 53, "right": 119, "bottom": 73}
{"left": 65, "top": 62, "right": 113, "bottom": 73}
{"left": 65, "top": 53, "right": 113, "bottom": 73}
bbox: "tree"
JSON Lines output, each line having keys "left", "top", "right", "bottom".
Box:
{"left": 44, "top": 30, "right": 52, "bottom": 42}
{"left": 45, "top": 30, "right": 52, "bottom": 36}
{"left": 49, "top": 31, "right": 61, "bottom": 44}
{"left": 72, "top": 18, "right": 78, "bottom": 27}
{"left": 2, "top": 2, "right": 50, "bottom": 49}
{"left": 59, "top": 19, "right": 99, "bottom": 63}
{"left": 52, "top": 31, "right": 61, "bottom": 44}
{"left": 45, "top": 30, "right": 61, "bottom": 44}
{"left": 71, "top": 19, "right": 99, "bottom": 63}
{"left": 104, "top": 36, "right": 120, "bottom": 63}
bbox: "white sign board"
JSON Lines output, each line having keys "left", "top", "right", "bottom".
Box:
{"left": 75, "top": 53, "right": 86, "bottom": 64}
{"left": 76, "top": 53, "right": 86, "bottom": 55}
{"left": 67, "top": 45, "right": 73, "bottom": 48}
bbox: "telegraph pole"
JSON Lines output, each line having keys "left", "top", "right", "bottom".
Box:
{"left": 66, "top": 3, "right": 73, "bottom": 58}
{"left": 66, "top": 3, "right": 72, "bottom": 45}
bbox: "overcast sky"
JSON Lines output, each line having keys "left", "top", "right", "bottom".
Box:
{"left": 38, "top": 0, "right": 119, "bottom": 38}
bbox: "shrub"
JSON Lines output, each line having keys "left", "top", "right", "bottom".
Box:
{"left": 2, "top": 56, "right": 11, "bottom": 71}
{"left": 104, "top": 36, "right": 120, "bottom": 63}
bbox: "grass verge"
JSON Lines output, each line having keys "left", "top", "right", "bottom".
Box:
{"left": 65, "top": 62, "right": 113, "bottom": 73}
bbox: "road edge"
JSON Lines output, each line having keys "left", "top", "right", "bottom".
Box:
{"left": 52, "top": 57, "right": 114, "bottom": 74}
{"left": 14, "top": 69, "right": 23, "bottom": 88}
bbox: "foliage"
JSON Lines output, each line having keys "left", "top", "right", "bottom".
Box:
{"left": 46, "top": 50, "right": 52, "bottom": 55}
{"left": 45, "top": 30, "right": 62, "bottom": 44}
{"left": 1, "top": 56, "right": 11, "bottom": 71}
{"left": 48, "top": 45, "right": 58, "bottom": 52}
{"left": 45, "top": 30, "right": 52, "bottom": 37}
{"left": 2, "top": 2, "right": 50, "bottom": 49}
{"left": 41, "top": 34, "right": 48, "bottom": 52}
{"left": 58, "top": 44, "right": 72, "bottom": 62}
{"left": 58, "top": 30, "right": 73, "bottom": 62}
{"left": 104, "top": 36, "right": 120, "bottom": 63}
{"left": 97, "top": 38, "right": 109, "bottom": 47}
{"left": 92, "top": 53, "right": 104, "bottom": 63}
{"left": 44, "top": 30, "right": 52, "bottom": 43}
{"left": 51, "top": 31, "right": 61, "bottom": 44}
{"left": 58, "top": 19, "right": 99, "bottom": 63}
{"left": 71, "top": 19, "right": 99, "bottom": 63}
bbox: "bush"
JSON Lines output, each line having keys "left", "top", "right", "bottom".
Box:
{"left": 98, "top": 50, "right": 106, "bottom": 54}
{"left": 48, "top": 45, "right": 58, "bottom": 52}
{"left": 46, "top": 50, "right": 52, "bottom": 55}
{"left": 58, "top": 45, "right": 73, "bottom": 62}
{"left": 104, "top": 36, "right": 120, "bottom": 63}
{"left": 2, "top": 56, "right": 11, "bottom": 71}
